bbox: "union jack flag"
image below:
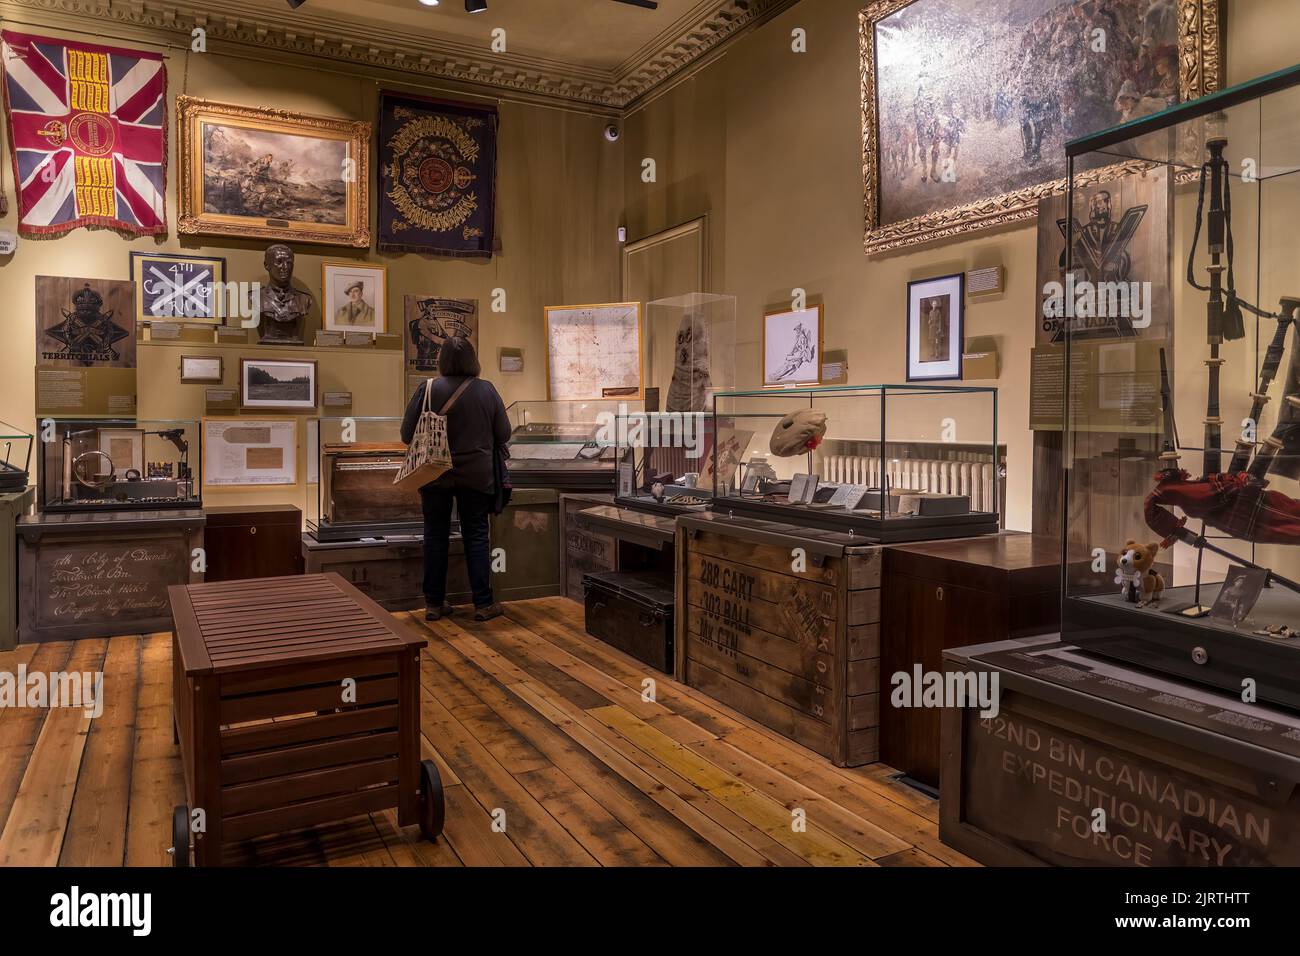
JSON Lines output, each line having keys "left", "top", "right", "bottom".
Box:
{"left": 2, "top": 31, "right": 165, "bottom": 236}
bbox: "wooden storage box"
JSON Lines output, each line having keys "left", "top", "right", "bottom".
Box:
{"left": 18, "top": 510, "right": 204, "bottom": 642}
{"left": 676, "top": 512, "right": 881, "bottom": 767}
{"left": 559, "top": 493, "right": 616, "bottom": 600}
{"left": 941, "top": 636, "right": 1300, "bottom": 866}
{"left": 583, "top": 570, "right": 674, "bottom": 672}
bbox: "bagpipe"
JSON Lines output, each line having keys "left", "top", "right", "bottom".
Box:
{"left": 1142, "top": 131, "right": 1300, "bottom": 594}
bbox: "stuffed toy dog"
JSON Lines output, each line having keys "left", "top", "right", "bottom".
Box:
{"left": 1115, "top": 540, "right": 1165, "bottom": 607}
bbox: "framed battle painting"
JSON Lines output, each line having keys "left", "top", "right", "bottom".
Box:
{"left": 176, "top": 96, "right": 371, "bottom": 247}
{"left": 860, "top": 0, "right": 1224, "bottom": 254}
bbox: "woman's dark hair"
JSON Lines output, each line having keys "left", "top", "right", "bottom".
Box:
{"left": 438, "top": 336, "right": 481, "bottom": 377}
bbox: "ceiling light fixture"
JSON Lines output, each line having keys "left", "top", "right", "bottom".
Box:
{"left": 285, "top": 0, "right": 307, "bottom": 8}
{"left": 466, "top": 0, "right": 487, "bottom": 12}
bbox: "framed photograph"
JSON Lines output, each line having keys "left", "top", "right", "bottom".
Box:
{"left": 176, "top": 96, "right": 371, "bottom": 247}
{"left": 97, "top": 428, "right": 144, "bottom": 478}
{"left": 322, "top": 261, "right": 387, "bottom": 334}
{"left": 203, "top": 417, "right": 298, "bottom": 488}
{"left": 239, "top": 358, "right": 318, "bottom": 412}
{"left": 859, "top": 0, "right": 1224, "bottom": 255}
{"left": 544, "top": 302, "right": 642, "bottom": 401}
{"left": 1209, "top": 566, "right": 1268, "bottom": 627}
{"left": 180, "top": 355, "right": 223, "bottom": 384}
{"left": 906, "top": 273, "right": 964, "bottom": 381}
{"left": 130, "top": 252, "right": 227, "bottom": 325}
{"left": 763, "top": 304, "right": 823, "bottom": 387}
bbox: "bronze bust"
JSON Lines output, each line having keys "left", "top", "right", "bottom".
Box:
{"left": 257, "top": 243, "right": 312, "bottom": 345}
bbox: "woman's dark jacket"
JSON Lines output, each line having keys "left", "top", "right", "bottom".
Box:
{"left": 400, "top": 375, "right": 511, "bottom": 494}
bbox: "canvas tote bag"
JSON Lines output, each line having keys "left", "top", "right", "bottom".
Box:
{"left": 394, "top": 377, "right": 474, "bottom": 493}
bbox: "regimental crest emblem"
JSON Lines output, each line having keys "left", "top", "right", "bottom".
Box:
{"left": 44, "top": 283, "right": 130, "bottom": 365}
{"left": 378, "top": 93, "right": 498, "bottom": 258}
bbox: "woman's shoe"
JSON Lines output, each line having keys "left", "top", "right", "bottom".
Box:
{"left": 425, "top": 604, "right": 455, "bottom": 621}
{"left": 473, "top": 602, "right": 505, "bottom": 621}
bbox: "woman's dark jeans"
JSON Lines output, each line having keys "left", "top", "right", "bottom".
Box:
{"left": 420, "top": 487, "right": 495, "bottom": 609}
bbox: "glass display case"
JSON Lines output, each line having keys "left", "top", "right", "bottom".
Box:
{"left": 615, "top": 293, "right": 736, "bottom": 515}
{"left": 37, "top": 419, "right": 200, "bottom": 512}
{"left": 506, "top": 399, "right": 635, "bottom": 490}
{"left": 0, "top": 421, "right": 33, "bottom": 493}
{"left": 1061, "top": 64, "right": 1300, "bottom": 708}
{"left": 710, "top": 384, "right": 1001, "bottom": 541}
{"left": 306, "top": 417, "right": 423, "bottom": 541}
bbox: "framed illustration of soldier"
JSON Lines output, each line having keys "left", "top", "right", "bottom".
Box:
{"left": 322, "top": 262, "right": 387, "bottom": 335}
{"left": 906, "top": 273, "right": 964, "bottom": 381}
{"left": 404, "top": 296, "right": 479, "bottom": 398}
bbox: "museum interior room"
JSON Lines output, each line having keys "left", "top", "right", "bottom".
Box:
{"left": 1, "top": 0, "right": 1300, "bottom": 885}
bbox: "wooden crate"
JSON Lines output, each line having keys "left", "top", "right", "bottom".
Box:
{"left": 676, "top": 513, "right": 881, "bottom": 766}
{"left": 170, "top": 573, "right": 428, "bottom": 865}
{"left": 559, "top": 494, "right": 617, "bottom": 600}
{"left": 941, "top": 635, "right": 1300, "bottom": 866}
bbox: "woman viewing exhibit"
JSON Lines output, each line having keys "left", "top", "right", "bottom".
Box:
{"left": 400, "top": 336, "right": 510, "bottom": 622}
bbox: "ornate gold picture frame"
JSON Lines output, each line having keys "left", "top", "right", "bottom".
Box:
{"left": 859, "top": 0, "right": 1224, "bottom": 255}
{"left": 177, "top": 96, "right": 371, "bottom": 248}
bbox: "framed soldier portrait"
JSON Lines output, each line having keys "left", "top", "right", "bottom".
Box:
{"left": 322, "top": 261, "right": 387, "bottom": 335}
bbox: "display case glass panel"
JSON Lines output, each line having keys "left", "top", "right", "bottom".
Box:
{"left": 710, "top": 384, "right": 1000, "bottom": 541}
{"left": 1061, "top": 65, "right": 1300, "bottom": 707}
{"left": 307, "top": 417, "right": 423, "bottom": 541}
{"left": 505, "top": 399, "right": 637, "bottom": 489}
{"left": 37, "top": 419, "right": 200, "bottom": 512}
{"left": 616, "top": 293, "right": 736, "bottom": 514}
{"left": 0, "top": 421, "right": 33, "bottom": 494}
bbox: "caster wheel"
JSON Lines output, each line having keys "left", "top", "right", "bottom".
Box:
{"left": 418, "top": 759, "right": 445, "bottom": 841}
{"left": 172, "top": 805, "right": 190, "bottom": 868}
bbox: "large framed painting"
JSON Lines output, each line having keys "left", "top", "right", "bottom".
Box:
{"left": 176, "top": 96, "right": 371, "bottom": 247}
{"left": 860, "top": 0, "right": 1224, "bottom": 255}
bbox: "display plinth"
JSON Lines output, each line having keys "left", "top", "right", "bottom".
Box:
{"left": 302, "top": 534, "right": 446, "bottom": 611}
{"left": 17, "top": 509, "right": 205, "bottom": 642}
{"left": 940, "top": 635, "right": 1300, "bottom": 866}
{"left": 676, "top": 511, "right": 882, "bottom": 767}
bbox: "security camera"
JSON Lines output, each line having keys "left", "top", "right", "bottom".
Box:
{"left": 604, "top": 124, "right": 621, "bottom": 143}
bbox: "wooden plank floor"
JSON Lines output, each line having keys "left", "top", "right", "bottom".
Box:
{"left": 0, "top": 597, "right": 974, "bottom": 867}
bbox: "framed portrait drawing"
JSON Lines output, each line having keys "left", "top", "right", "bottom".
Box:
{"left": 322, "top": 262, "right": 387, "bottom": 334}
{"left": 203, "top": 417, "right": 298, "bottom": 488}
{"left": 859, "top": 0, "right": 1224, "bottom": 254}
{"left": 906, "top": 273, "right": 964, "bottom": 381}
{"left": 763, "top": 305, "right": 823, "bottom": 387}
{"left": 176, "top": 96, "right": 371, "bottom": 247}
{"left": 130, "top": 252, "right": 227, "bottom": 325}
{"left": 239, "top": 358, "right": 318, "bottom": 412}
{"left": 180, "top": 355, "right": 223, "bottom": 384}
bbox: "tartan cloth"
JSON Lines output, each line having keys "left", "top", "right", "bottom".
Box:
{"left": 1, "top": 30, "right": 165, "bottom": 236}
{"left": 1146, "top": 470, "right": 1300, "bottom": 546}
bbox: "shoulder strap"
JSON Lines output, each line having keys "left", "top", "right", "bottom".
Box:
{"left": 421, "top": 378, "right": 435, "bottom": 413}
{"left": 438, "top": 377, "right": 475, "bottom": 416}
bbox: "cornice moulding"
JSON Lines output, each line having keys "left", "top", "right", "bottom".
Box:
{"left": 0, "top": 0, "right": 801, "bottom": 112}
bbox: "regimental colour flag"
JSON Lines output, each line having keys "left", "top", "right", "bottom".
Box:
{"left": 1, "top": 31, "right": 166, "bottom": 236}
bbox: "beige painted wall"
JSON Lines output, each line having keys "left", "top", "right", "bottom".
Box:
{"left": 0, "top": 17, "right": 626, "bottom": 511}
{"left": 622, "top": 0, "right": 1300, "bottom": 532}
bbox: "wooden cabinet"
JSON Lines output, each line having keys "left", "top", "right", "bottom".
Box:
{"left": 0, "top": 489, "right": 33, "bottom": 650}
{"left": 203, "top": 505, "right": 304, "bottom": 582}
{"left": 881, "top": 533, "right": 1059, "bottom": 787}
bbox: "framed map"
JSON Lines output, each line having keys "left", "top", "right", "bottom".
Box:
{"left": 544, "top": 302, "right": 643, "bottom": 401}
